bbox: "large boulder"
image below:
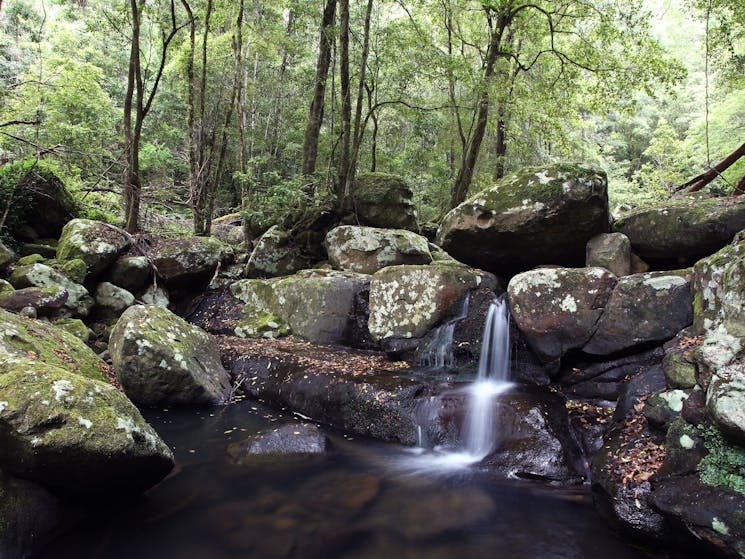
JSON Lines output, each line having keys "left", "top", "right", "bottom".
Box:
{"left": 614, "top": 196, "right": 745, "bottom": 264}
{"left": 692, "top": 238, "right": 745, "bottom": 333}
{"left": 150, "top": 236, "right": 225, "bottom": 290}
{"left": 13, "top": 165, "right": 78, "bottom": 240}
{"left": 56, "top": 219, "right": 129, "bottom": 278}
{"left": 245, "top": 226, "right": 314, "bottom": 278}
{"left": 0, "top": 285, "right": 67, "bottom": 317}
{"left": 352, "top": 173, "right": 418, "bottom": 231}
{"left": 507, "top": 267, "right": 617, "bottom": 366}
{"left": 368, "top": 263, "right": 498, "bottom": 341}
{"left": 109, "top": 305, "right": 231, "bottom": 405}
{"left": 0, "top": 308, "right": 107, "bottom": 382}
{"left": 93, "top": 282, "right": 135, "bottom": 321}
{"left": 438, "top": 164, "right": 609, "bottom": 273}
{"left": 586, "top": 232, "right": 631, "bottom": 277}
{"left": 583, "top": 271, "right": 693, "bottom": 356}
{"left": 9, "top": 263, "right": 93, "bottom": 317}
{"left": 108, "top": 256, "right": 151, "bottom": 292}
{"left": 230, "top": 269, "right": 370, "bottom": 344}
{"left": 0, "top": 360, "right": 174, "bottom": 495}
{"left": 325, "top": 226, "right": 432, "bottom": 274}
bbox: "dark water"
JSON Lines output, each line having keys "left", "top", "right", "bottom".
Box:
{"left": 40, "top": 400, "right": 659, "bottom": 559}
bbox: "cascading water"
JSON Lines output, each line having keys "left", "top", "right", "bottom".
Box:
{"left": 418, "top": 294, "right": 470, "bottom": 369}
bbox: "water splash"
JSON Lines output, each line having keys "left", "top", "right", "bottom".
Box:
{"left": 418, "top": 294, "right": 470, "bottom": 369}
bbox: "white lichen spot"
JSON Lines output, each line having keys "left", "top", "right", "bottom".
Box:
{"left": 30, "top": 436, "right": 42, "bottom": 447}
{"left": 560, "top": 295, "right": 578, "bottom": 313}
{"left": 78, "top": 417, "right": 93, "bottom": 429}
{"left": 0, "top": 401, "right": 7, "bottom": 413}
{"left": 660, "top": 390, "right": 689, "bottom": 412}
{"left": 510, "top": 269, "right": 561, "bottom": 295}
{"left": 52, "top": 379, "right": 74, "bottom": 403}
{"left": 534, "top": 171, "right": 553, "bottom": 185}
{"left": 679, "top": 434, "right": 695, "bottom": 449}
{"left": 701, "top": 324, "right": 742, "bottom": 369}
{"left": 643, "top": 275, "right": 687, "bottom": 291}
{"left": 712, "top": 517, "right": 730, "bottom": 535}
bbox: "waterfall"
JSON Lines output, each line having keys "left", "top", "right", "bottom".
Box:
{"left": 418, "top": 294, "right": 470, "bottom": 369}
{"left": 462, "top": 297, "right": 512, "bottom": 458}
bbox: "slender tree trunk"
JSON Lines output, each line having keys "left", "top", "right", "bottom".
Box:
{"left": 123, "top": 0, "right": 143, "bottom": 233}
{"left": 270, "top": 10, "right": 294, "bottom": 159}
{"left": 337, "top": 0, "right": 352, "bottom": 212}
{"left": 679, "top": 140, "right": 745, "bottom": 193}
{"left": 302, "top": 0, "right": 337, "bottom": 176}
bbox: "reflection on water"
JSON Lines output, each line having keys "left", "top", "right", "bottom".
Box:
{"left": 40, "top": 401, "right": 661, "bottom": 559}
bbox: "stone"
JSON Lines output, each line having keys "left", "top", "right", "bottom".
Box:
{"left": 0, "top": 285, "right": 67, "bottom": 317}
{"left": 352, "top": 173, "right": 418, "bottom": 231}
{"left": 18, "top": 241, "right": 57, "bottom": 259}
{"left": 10, "top": 263, "right": 93, "bottom": 318}
{"left": 644, "top": 389, "right": 691, "bottom": 429}
{"left": 630, "top": 252, "right": 650, "bottom": 274}
{"left": 15, "top": 166, "right": 78, "bottom": 240}
{"left": 0, "top": 471, "right": 60, "bottom": 559}
{"left": 0, "top": 308, "right": 106, "bottom": 381}
{"left": 16, "top": 253, "right": 45, "bottom": 266}
{"left": 0, "top": 280, "right": 12, "bottom": 294}
{"left": 583, "top": 270, "right": 693, "bottom": 356}
{"left": 614, "top": 196, "right": 745, "bottom": 263}
{"left": 438, "top": 164, "right": 609, "bottom": 273}
{"left": 59, "top": 258, "right": 87, "bottom": 284}
{"left": 705, "top": 360, "right": 745, "bottom": 444}
{"left": 368, "top": 263, "right": 498, "bottom": 342}
{"left": 53, "top": 318, "right": 91, "bottom": 342}
{"left": 228, "top": 423, "right": 327, "bottom": 459}
{"left": 692, "top": 238, "right": 745, "bottom": 333}
{"left": 150, "top": 236, "right": 225, "bottom": 290}
{"left": 245, "top": 225, "right": 314, "bottom": 278}
{"left": 663, "top": 347, "right": 698, "bottom": 389}
{"left": 56, "top": 219, "right": 129, "bottom": 278}
{"left": 140, "top": 284, "right": 169, "bottom": 307}
{"left": 507, "top": 267, "right": 616, "bottom": 366}
{"left": 94, "top": 282, "right": 135, "bottom": 320}
{"left": 325, "top": 226, "right": 432, "bottom": 274}
{"left": 0, "top": 240, "right": 15, "bottom": 268}
{"left": 230, "top": 269, "right": 370, "bottom": 345}
{"left": 108, "top": 256, "right": 151, "bottom": 292}
{"left": 0, "top": 360, "right": 174, "bottom": 495}
{"left": 109, "top": 305, "right": 231, "bottom": 405}
{"left": 586, "top": 232, "right": 630, "bottom": 276}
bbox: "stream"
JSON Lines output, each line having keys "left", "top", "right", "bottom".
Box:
{"left": 39, "top": 399, "right": 663, "bottom": 559}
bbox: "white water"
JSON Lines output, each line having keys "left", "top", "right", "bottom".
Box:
{"left": 418, "top": 295, "right": 470, "bottom": 369}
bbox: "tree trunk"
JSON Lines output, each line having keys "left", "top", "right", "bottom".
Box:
{"left": 336, "top": 0, "right": 352, "bottom": 212}
{"left": 679, "top": 140, "right": 745, "bottom": 194}
{"left": 123, "top": 0, "right": 144, "bottom": 233}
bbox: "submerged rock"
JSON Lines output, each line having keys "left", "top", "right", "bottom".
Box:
{"left": 10, "top": 263, "right": 93, "bottom": 318}
{"left": 352, "top": 173, "right": 419, "bottom": 231}
{"left": 109, "top": 305, "right": 231, "bottom": 406}
{"left": 614, "top": 196, "right": 745, "bottom": 263}
{"left": 0, "top": 360, "right": 174, "bottom": 495}
{"left": 228, "top": 423, "right": 327, "bottom": 462}
{"left": 438, "top": 164, "right": 609, "bottom": 273}
{"left": 56, "top": 219, "right": 129, "bottom": 278}
{"left": 325, "top": 225, "right": 432, "bottom": 274}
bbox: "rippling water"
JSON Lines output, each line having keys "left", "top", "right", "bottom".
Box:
{"left": 39, "top": 400, "right": 663, "bottom": 559}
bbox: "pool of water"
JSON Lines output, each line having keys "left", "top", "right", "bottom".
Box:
{"left": 39, "top": 400, "right": 665, "bottom": 559}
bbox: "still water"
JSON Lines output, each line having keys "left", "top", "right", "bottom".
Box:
{"left": 40, "top": 400, "right": 659, "bottom": 559}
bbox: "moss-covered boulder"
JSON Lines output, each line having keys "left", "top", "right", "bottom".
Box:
{"left": 437, "top": 164, "right": 609, "bottom": 273}
{"left": 692, "top": 238, "right": 745, "bottom": 333}
{"left": 108, "top": 255, "right": 151, "bottom": 292}
{"left": 614, "top": 196, "right": 745, "bottom": 263}
{"left": 150, "top": 236, "right": 225, "bottom": 290}
{"left": 56, "top": 219, "right": 129, "bottom": 278}
{"left": 109, "top": 305, "right": 231, "bottom": 405}
{"left": 352, "top": 173, "right": 418, "bottom": 231}
{"left": 0, "top": 471, "right": 60, "bottom": 559}
{"left": 0, "top": 308, "right": 106, "bottom": 381}
{"left": 0, "top": 361, "right": 174, "bottom": 495}
{"left": 52, "top": 318, "right": 91, "bottom": 342}
{"left": 16, "top": 253, "right": 45, "bottom": 267}
{"left": 59, "top": 258, "right": 87, "bottom": 284}
{"left": 0, "top": 285, "right": 67, "bottom": 317}
{"left": 10, "top": 263, "right": 93, "bottom": 318}
{"left": 0, "top": 280, "right": 13, "bottom": 294}
{"left": 230, "top": 269, "right": 370, "bottom": 344}
{"left": 663, "top": 346, "right": 698, "bottom": 389}
{"left": 245, "top": 225, "right": 314, "bottom": 278}
{"left": 94, "top": 282, "right": 135, "bottom": 320}
{"left": 0, "top": 240, "right": 15, "bottom": 269}
{"left": 325, "top": 226, "right": 432, "bottom": 274}
{"left": 586, "top": 232, "right": 631, "bottom": 277}
{"left": 368, "top": 263, "right": 498, "bottom": 341}
{"left": 507, "top": 267, "right": 617, "bottom": 367}
{"left": 584, "top": 271, "right": 693, "bottom": 356}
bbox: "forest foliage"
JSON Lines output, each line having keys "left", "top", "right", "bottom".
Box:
{"left": 0, "top": 0, "right": 742, "bottom": 236}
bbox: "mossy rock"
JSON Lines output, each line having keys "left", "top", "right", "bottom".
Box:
{"left": 108, "top": 256, "right": 151, "bottom": 292}
{"left": 109, "top": 305, "right": 231, "bottom": 405}
{"left": 150, "top": 236, "right": 225, "bottom": 289}
{"left": 94, "top": 282, "right": 135, "bottom": 320}
{"left": 0, "top": 281, "right": 13, "bottom": 295}
{"left": 663, "top": 348, "right": 698, "bottom": 389}
{"left": 0, "top": 361, "right": 174, "bottom": 495}
{"left": 0, "top": 241, "right": 15, "bottom": 269}
{"left": 0, "top": 286, "right": 67, "bottom": 317}
{"left": 10, "top": 263, "right": 93, "bottom": 318}
{"left": 56, "top": 219, "right": 129, "bottom": 278}
{"left": 59, "top": 258, "right": 87, "bottom": 284}
{"left": 0, "top": 308, "right": 106, "bottom": 381}
{"left": 16, "top": 254, "right": 45, "bottom": 267}
{"left": 352, "top": 173, "right": 418, "bottom": 231}
{"left": 438, "top": 164, "right": 609, "bottom": 274}
{"left": 245, "top": 226, "right": 315, "bottom": 278}
{"left": 692, "top": 239, "right": 745, "bottom": 333}
{"left": 52, "top": 318, "right": 91, "bottom": 342}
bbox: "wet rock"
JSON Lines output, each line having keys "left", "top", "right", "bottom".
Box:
{"left": 584, "top": 270, "right": 692, "bottom": 356}
{"left": 614, "top": 365, "right": 666, "bottom": 422}
{"left": 0, "top": 308, "right": 107, "bottom": 381}
{"left": 0, "top": 285, "right": 67, "bottom": 317}
{"left": 438, "top": 164, "right": 609, "bottom": 273}
{"left": 218, "top": 336, "right": 423, "bottom": 444}
{"left": 150, "top": 236, "right": 225, "bottom": 291}
{"left": 245, "top": 225, "right": 314, "bottom": 278}
{"left": 352, "top": 173, "right": 419, "bottom": 231}
{"left": 110, "top": 305, "right": 231, "bottom": 405}
{"left": 368, "top": 263, "right": 497, "bottom": 342}
{"left": 0, "top": 360, "right": 174, "bottom": 496}
{"left": 0, "top": 471, "right": 60, "bottom": 559}
{"left": 10, "top": 263, "right": 93, "bottom": 318}
{"left": 586, "top": 232, "right": 630, "bottom": 277}
{"left": 507, "top": 267, "right": 616, "bottom": 367}
{"left": 108, "top": 256, "right": 151, "bottom": 292}
{"left": 614, "top": 196, "right": 745, "bottom": 263}
{"left": 228, "top": 423, "right": 327, "bottom": 459}
{"left": 230, "top": 269, "right": 370, "bottom": 345}
{"left": 325, "top": 225, "right": 432, "bottom": 274}
{"left": 185, "top": 288, "right": 247, "bottom": 335}
{"left": 56, "top": 219, "right": 129, "bottom": 278}
{"left": 94, "top": 282, "right": 135, "bottom": 320}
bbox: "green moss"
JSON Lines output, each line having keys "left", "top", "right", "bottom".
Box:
{"left": 0, "top": 281, "right": 13, "bottom": 295}
{"left": 16, "top": 254, "right": 45, "bottom": 266}
{"left": 699, "top": 424, "right": 745, "bottom": 494}
{"left": 59, "top": 259, "right": 87, "bottom": 284}
{"left": 53, "top": 318, "right": 91, "bottom": 342}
